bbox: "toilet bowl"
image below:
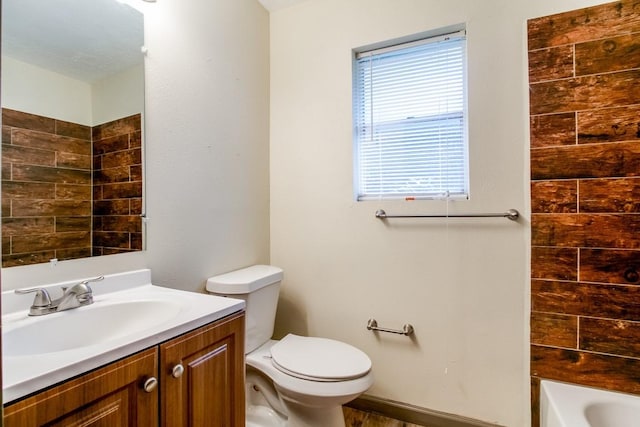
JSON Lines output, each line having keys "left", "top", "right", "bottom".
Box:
{"left": 207, "top": 265, "right": 374, "bottom": 427}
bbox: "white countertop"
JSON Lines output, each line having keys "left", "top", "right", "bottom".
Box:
{"left": 2, "top": 269, "right": 245, "bottom": 404}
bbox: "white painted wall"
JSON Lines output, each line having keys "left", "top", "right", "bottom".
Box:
{"left": 1, "top": 56, "right": 92, "bottom": 125}
{"left": 92, "top": 64, "right": 145, "bottom": 126}
{"left": 269, "top": 0, "right": 605, "bottom": 425}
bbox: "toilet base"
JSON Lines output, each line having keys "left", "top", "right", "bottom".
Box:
{"left": 284, "top": 402, "right": 345, "bottom": 427}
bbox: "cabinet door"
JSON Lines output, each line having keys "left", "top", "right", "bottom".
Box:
{"left": 3, "top": 348, "right": 159, "bottom": 427}
{"left": 160, "top": 312, "right": 245, "bottom": 427}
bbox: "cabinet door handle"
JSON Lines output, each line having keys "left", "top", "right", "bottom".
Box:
{"left": 172, "top": 363, "right": 185, "bottom": 378}
{"left": 142, "top": 377, "right": 158, "bottom": 393}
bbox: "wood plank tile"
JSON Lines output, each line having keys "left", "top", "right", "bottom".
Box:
{"left": 580, "top": 317, "right": 640, "bottom": 357}
{"left": 102, "top": 182, "right": 142, "bottom": 199}
{"left": 531, "top": 345, "right": 640, "bottom": 394}
{"left": 131, "top": 233, "right": 143, "bottom": 250}
{"left": 527, "top": 0, "right": 640, "bottom": 51}
{"left": 97, "top": 216, "right": 142, "bottom": 233}
{"left": 2, "top": 108, "right": 55, "bottom": 133}
{"left": 55, "top": 120, "right": 90, "bottom": 140}
{"left": 531, "top": 312, "right": 578, "bottom": 348}
{"left": 528, "top": 45, "right": 574, "bottom": 83}
{"left": 130, "top": 198, "right": 143, "bottom": 215}
{"left": 531, "top": 142, "right": 640, "bottom": 180}
{"left": 580, "top": 248, "right": 640, "bottom": 285}
{"left": 580, "top": 178, "right": 640, "bottom": 213}
{"left": 11, "top": 200, "right": 91, "bottom": 217}
{"left": 92, "top": 231, "right": 132, "bottom": 249}
{"left": 1, "top": 181, "right": 55, "bottom": 200}
{"left": 56, "top": 184, "right": 92, "bottom": 201}
{"left": 12, "top": 164, "right": 91, "bottom": 185}
{"left": 93, "top": 134, "right": 130, "bottom": 155}
{"left": 576, "top": 33, "right": 640, "bottom": 76}
{"left": 56, "top": 247, "right": 92, "bottom": 261}
{"left": 529, "top": 70, "right": 640, "bottom": 115}
{"left": 101, "top": 148, "right": 142, "bottom": 170}
{"left": 532, "top": 213, "right": 640, "bottom": 249}
{"left": 531, "top": 279, "right": 640, "bottom": 320}
{"left": 531, "top": 181, "right": 577, "bottom": 213}
{"left": 55, "top": 217, "right": 92, "bottom": 232}
{"left": 3, "top": 125, "right": 12, "bottom": 143}
{"left": 93, "top": 166, "right": 131, "bottom": 184}
{"left": 56, "top": 152, "right": 91, "bottom": 170}
{"left": 93, "top": 200, "right": 131, "bottom": 216}
{"left": 531, "top": 377, "right": 540, "bottom": 427}
{"left": 11, "top": 231, "right": 90, "bottom": 253}
{"left": 2, "top": 251, "right": 56, "bottom": 268}
{"left": 578, "top": 106, "right": 640, "bottom": 144}
{"left": 1, "top": 218, "right": 55, "bottom": 236}
{"left": 92, "top": 114, "right": 141, "bottom": 141}
{"left": 11, "top": 129, "right": 90, "bottom": 155}
{"left": 530, "top": 113, "right": 576, "bottom": 148}
{"left": 1, "top": 143, "right": 56, "bottom": 167}
{"left": 532, "top": 246, "right": 577, "bottom": 280}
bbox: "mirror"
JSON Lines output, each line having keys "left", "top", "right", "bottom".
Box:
{"left": 1, "top": 0, "right": 145, "bottom": 267}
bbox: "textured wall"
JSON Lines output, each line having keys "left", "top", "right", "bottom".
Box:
{"left": 528, "top": 1, "right": 640, "bottom": 425}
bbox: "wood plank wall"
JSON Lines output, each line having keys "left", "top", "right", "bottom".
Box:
{"left": 528, "top": 0, "right": 640, "bottom": 425}
{"left": 1, "top": 109, "right": 142, "bottom": 266}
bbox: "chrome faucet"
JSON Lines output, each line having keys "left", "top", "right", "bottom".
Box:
{"left": 15, "top": 276, "right": 104, "bottom": 316}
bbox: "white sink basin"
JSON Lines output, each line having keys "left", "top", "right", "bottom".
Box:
{"left": 3, "top": 299, "right": 182, "bottom": 356}
{"left": 2, "top": 269, "right": 245, "bottom": 404}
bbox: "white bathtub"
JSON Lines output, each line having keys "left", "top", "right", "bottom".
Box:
{"left": 541, "top": 380, "right": 640, "bottom": 427}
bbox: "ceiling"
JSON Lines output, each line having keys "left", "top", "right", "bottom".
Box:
{"left": 257, "top": 0, "right": 310, "bottom": 12}
{"left": 2, "top": 0, "right": 144, "bottom": 83}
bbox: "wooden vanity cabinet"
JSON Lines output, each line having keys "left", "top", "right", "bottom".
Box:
{"left": 3, "top": 348, "right": 159, "bottom": 426}
{"left": 160, "top": 311, "right": 245, "bottom": 427}
{"left": 3, "top": 312, "right": 245, "bottom": 427}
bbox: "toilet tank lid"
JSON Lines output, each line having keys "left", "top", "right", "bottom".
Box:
{"left": 206, "top": 265, "right": 283, "bottom": 294}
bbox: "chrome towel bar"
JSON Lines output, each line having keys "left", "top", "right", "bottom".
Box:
{"left": 367, "top": 318, "right": 414, "bottom": 336}
{"left": 375, "top": 208, "right": 519, "bottom": 221}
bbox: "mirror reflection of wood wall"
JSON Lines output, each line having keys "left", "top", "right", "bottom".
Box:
{"left": 1, "top": 109, "right": 143, "bottom": 267}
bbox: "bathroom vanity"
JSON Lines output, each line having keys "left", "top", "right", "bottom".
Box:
{"left": 2, "top": 270, "right": 246, "bottom": 427}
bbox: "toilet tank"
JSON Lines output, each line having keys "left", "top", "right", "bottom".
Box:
{"left": 206, "top": 265, "right": 283, "bottom": 354}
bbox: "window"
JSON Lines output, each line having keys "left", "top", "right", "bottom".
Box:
{"left": 353, "top": 30, "right": 468, "bottom": 201}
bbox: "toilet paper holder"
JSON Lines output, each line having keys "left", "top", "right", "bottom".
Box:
{"left": 366, "top": 318, "right": 414, "bottom": 336}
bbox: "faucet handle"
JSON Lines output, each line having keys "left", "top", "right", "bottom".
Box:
{"left": 14, "top": 287, "right": 52, "bottom": 307}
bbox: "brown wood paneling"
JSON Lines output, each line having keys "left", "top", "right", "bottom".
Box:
{"left": 531, "top": 246, "right": 577, "bottom": 280}
{"left": 56, "top": 217, "right": 92, "bottom": 232}
{"left": 530, "top": 113, "right": 576, "bottom": 148}
{"left": 531, "top": 345, "right": 640, "bottom": 394}
{"left": 1, "top": 144, "right": 56, "bottom": 166}
{"left": 531, "top": 279, "right": 640, "bottom": 320}
{"left": 580, "top": 248, "right": 640, "bottom": 285}
{"left": 2, "top": 218, "right": 55, "bottom": 236}
{"left": 56, "top": 152, "right": 91, "bottom": 170}
{"left": 580, "top": 177, "right": 640, "bottom": 213}
{"left": 2, "top": 251, "right": 56, "bottom": 267}
{"left": 1, "top": 181, "right": 55, "bottom": 199}
{"left": 11, "top": 129, "right": 90, "bottom": 154}
{"left": 527, "top": 1, "right": 640, "bottom": 51}
{"left": 580, "top": 317, "right": 640, "bottom": 357}
{"left": 531, "top": 312, "right": 578, "bottom": 348}
{"left": 56, "top": 184, "right": 92, "bottom": 200}
{"left": 576, "top": 33, "right": 640, "bottom": 76}
{"left": 94, "top": 199, "right": 131, "bottom": 215}
{"left": 528, "top": 45, "right": 574, "bottom": 83}
{"left": 102, "top": 148, "right": 142, "bottom": 170}
{"left": 102, "top": 182, "right": 143, "bottom": 199}
{"left": 92, "top": 115, "right": 141, "bottom": 140}
{"left": 531, "top": 141, "right": 640, "bottom": 180}
{"left": 531, "top": 180, "right": 577, "bottom": 213}
{"left": 578, "top": 106, "right": 640, "bottom": 144}
{"left": 529, "top": 70, "right": 640, "bottom": 115}
{"left": 12, "top": 231, "right": 91, "bottom": 253}
{"left": 12, "top": 164, "right": 91, "bottom": 184}
{"left": 12, "top": 200, "right": 91, "bottom": 217}
{"left": 2, "top": 108, "right": 55, "bottom": 133}
{"left": 94, "top": 134, "right": 130, "bottom": 155}
{"left": 94, "top": 166, "right": 132, "bottom": 184}
{"left": 55, "top": 120, "right": 91, "bottom": 140}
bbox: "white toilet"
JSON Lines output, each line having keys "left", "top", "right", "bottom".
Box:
{"left": 206, "top": 265, "right": 374, "bottom": 427}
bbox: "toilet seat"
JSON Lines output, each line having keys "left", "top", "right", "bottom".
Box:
{"left": 269, "top": 334, "right": 371, "bottom": 382}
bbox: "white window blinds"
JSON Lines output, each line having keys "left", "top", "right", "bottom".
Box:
{"left": 354, "top": 30, "right": 468, "bottom": 201}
